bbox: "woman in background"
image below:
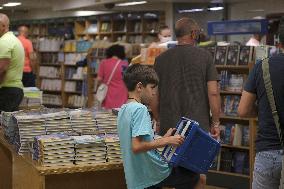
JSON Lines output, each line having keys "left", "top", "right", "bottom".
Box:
{"left": 97, "top": 44, "right": 128, "bottom": 109}
{"left": 149, "top": 25, "right": 172, "bottom": 48}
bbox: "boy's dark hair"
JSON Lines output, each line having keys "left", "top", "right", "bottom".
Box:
{"left": 123, "top": 64, "right": 159, "bottom": 91}
{"left": 106, "top": 44, "right": 126, "bottom": 60}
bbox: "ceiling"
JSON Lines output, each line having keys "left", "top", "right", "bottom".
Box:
{"left": 0, "top": 0, "right": 245, "bottom": 12}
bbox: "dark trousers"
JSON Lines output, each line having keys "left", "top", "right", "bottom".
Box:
{"left": 146, "top": 167, "right": 200, "bottom": 189}
{"left": 22, "top": 72, "right": 36, "bottom": 87}
{"left": 0, "top": 87, "right": 24, "bottom": 112}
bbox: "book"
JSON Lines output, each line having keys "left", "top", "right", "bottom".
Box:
{"left": 232, "top": 151, "right": 246, "bottom": 174}
{"left": 220, "top": 148, "right": 233, "bottom": 172}
{"left": 232, "top": 124, "right": 242, "bottom": 146}
{"left": 226, "top": 45, "right": 240, "bottom": 65}
{"left": 239, "top": 46, "right": 253, "bottom": 65}
{"left": 215, "top": 46, "right": 228, "bottom": 65}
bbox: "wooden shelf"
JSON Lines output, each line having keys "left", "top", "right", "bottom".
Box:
{"left": 40, "top": 64, "right": 61, "bottom": 67}
{"left": 65, "top": 78, "right": 83, "bottom": 81}
{"left": 208, "top": 170, "right": 250, "bottom": 179}
{"left": 128, "top": 32, "right": 142, "bottom": 35}
{"left": 100, "top": 32, "right": 112, "bottom": 34}
{"left": 39, "top": 76, "right": 61, "bottom": 79}
{"left": 220, "top": 115, "right": 251, "bottom": 121}
{"left": 113, "top": 31, "right": 126, "bottom": 34}
{"left": 221, "top": 144, "right": 250, "bottom": 150}
{"left": 220, "top": 91, "right": 242, "bottom": 95}
{"left": 65, "top": 91, "right": 82, "bottom": 94}
{"left": 215, "top": 65, "right": 249, "bottom": 70}
{"left": 42, "top": 90, "right": 61, "bottom": 93}
{"left": 64, "top": 64, "right": 77, "bottom": 67}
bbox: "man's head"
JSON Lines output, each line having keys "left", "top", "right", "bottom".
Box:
{"left": 0, "top": 13, "right": 9, "bottom": 37}
{"left": 18, "top": 25, "right": 29, "bottom": 38}
{"left": 174, "top": 17, "right": 200, "bottom": 45}
{"left": 158, "top": 25, "right": 172, "bottom": 43}
{"left": 123, "top": 64, "right": 159, "bottom": 104}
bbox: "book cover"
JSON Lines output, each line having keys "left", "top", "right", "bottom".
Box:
{"left": 215, "top": 46, "right": 228, "bottom": 65}
{"left": 233, "top": 151, "right": 246, "bottom": 174}
{"left": 233, "top": 124, "right": 243, "bottom": 146}
{"left": 242, "top": 126, "right": 250, "bottom": 146}
{"left": 239, "top": 46, "right": 253, "bottom": 65}
{"left": 227, "top": 46, "right": 240, "bottom": 65}
{"left": 220, "top": 148, "right": 233, "bottom": 172}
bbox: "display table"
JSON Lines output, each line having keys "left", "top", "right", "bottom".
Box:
{"left": 0, "top": 130, "right": 126, "bottom": 189}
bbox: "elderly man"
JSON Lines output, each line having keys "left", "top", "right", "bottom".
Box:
{"left": 0, "top": 13, "right": 24, "bottom": 112}
{"left": 151, "top": 17, "right": 221, "bottom": 189}
{"left": 18, "top": 25, "right": 36, "bottom": 87}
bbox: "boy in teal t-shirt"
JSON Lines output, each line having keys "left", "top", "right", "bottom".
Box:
{"left": 118, "top": 64, "right": 200, "bottom": 189}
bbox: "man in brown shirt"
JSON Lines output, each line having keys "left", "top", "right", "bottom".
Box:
{"left": 153, "top": 17, "right": 220, "bottom": 136}
{"left": 151, "top": 17, "right": 221, "bottom": 189}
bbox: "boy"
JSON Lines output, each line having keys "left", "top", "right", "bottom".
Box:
{"left": 118, "top": 64, "right": 200, "bottom": 189}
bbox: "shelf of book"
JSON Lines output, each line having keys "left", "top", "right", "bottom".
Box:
{"left": 208, "top": 170, "right": 250, "bottom": 179}
{"left": 40, "top": 64, "right": 61, "bottom": 67}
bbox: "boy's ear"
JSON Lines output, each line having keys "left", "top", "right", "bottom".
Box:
{"left": 136, "top": 82, "right": 143, "bottom": 91}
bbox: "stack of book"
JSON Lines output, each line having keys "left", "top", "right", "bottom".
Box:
{"left": 72, "top": 135, "right": 106, "bottom": 165}
{"left": 95, "top": 112, "right": 118, "bottom": 134}
{"left": 1, "top": 111, "right": 20, "bottom": 144}
{"left": 43, "top": 111, "right": 72, "bottom": 134}
{"left": 68, "top": 109, "right": 97, "bottom": 133}
{"left": 105, "top": 134, "right": 122, "bottom": 163}
{"left": 14, "top": 114, "right": 46, "bottom": 154}
{"left": 33, "top": 134, "right": 74, "bottom": 167}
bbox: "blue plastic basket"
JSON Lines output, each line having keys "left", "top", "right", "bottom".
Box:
{"left": 162, "top": 117, "right": 221, "bottom": 174}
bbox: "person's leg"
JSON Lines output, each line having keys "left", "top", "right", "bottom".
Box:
{"left": 252, "top": 150, "right": 282, "bottom": 189}
{"left": 156, "top": 167, "right": 199, "bottom": 189}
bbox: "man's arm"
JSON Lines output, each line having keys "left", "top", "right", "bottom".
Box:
{"left": 238, "top": 90, "right": 257, "bottom": 117}
{"left": 132, "top": 134, "right": 184, "bottom": 154}
{"left": 0, "top": 58, "right": 10, "bottom": 83}
{"left": 207, "top": 81, "right": 221, "bottom": 139}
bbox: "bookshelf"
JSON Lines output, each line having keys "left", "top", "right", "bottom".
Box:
{"left": 204, "top": 45, "right": 256, "bottom": 189}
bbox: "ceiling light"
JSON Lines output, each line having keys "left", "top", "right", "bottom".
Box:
{"left": 178, "top": 9, "right": 204, "bottom": 13}
{"left": 116, "top": 1, "right": 147, "bottom": 7}
{"left": 3, "top": 2, "right": 22, "bottom": 7}
{"left": 0, "top": 7, "right": 3, "bottom": 9}
{"left": 208, "top": 6, "right": 224, "bottom": 11}
{"left": 75, "top": 11, "right": 106, "bottom": 17}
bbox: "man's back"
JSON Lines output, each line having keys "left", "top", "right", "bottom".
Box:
{"left": 154, "top": 45, "right": 218, "bottom": 135}
{"left": 0, "top": 32, "right": 24, "bottom": 88}
{"left": 244, "top": 53, "right": 284, "bottom": 152}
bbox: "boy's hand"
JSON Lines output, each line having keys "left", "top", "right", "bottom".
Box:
{"left": 166, "top": 135, "right": 184, "bottom": 146}
{"left": 164, "top": 128, "right": 176, "bottom": 137}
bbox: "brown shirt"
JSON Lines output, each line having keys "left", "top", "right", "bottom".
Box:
{"left": 154, "top": 45, "right": 218, "bottom": 135}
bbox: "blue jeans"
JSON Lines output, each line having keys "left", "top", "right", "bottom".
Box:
{"left": 252, "top": 150, "right": 283, "bottom": 189}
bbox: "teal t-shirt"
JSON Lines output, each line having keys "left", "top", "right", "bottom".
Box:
{"left": 118, "top": 102, "right": 171, "bottom": 189}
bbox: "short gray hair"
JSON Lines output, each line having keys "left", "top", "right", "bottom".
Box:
{"left": 175, "top": 17, "right": 199, "bottom": 38}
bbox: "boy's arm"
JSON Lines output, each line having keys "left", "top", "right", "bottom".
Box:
{"left": 132, "top": 135, "right": 184, "bottom": 154}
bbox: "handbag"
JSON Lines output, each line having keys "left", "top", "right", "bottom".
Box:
{"left": 262, "top": 58, "right": 284, "bottom": 189}
{"left": 96, "top": 60, "right": 121, "bottom": 102}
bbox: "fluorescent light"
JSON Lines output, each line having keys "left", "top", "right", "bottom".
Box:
{"left": 116, "top": 1, "right": 147, "bottom": 7}
{"left": 0, "top": 7, "right": 3, "bottom": 9}
{"left": 178, "top": 9, "right": 204, "bottom": 13}
{"left": 75, "top": 11, "right": 99, "bottom": 16}
{"left": 208, "top": 6, "right": 224, "bottom": 11}
{"left": 3, "top": 2, "right": 22, "bottom": 7}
